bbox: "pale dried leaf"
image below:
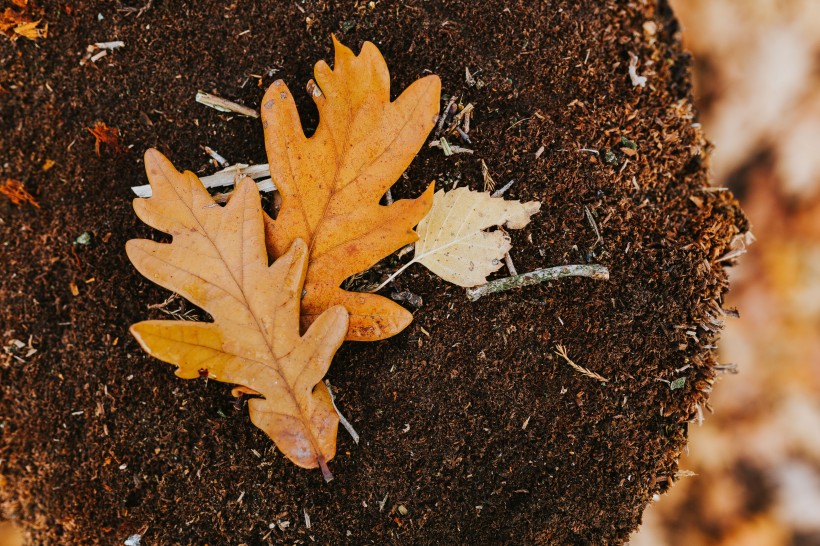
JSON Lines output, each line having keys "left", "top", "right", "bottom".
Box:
{"left": 381, "top": 187, "right": 540, "bottom": 288}
{"left": 127, "top": 150, "right": 349, "bottom": 479}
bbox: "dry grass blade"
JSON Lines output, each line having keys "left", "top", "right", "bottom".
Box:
{"left": 127, "top": 150, "right": 349, "bottom": 480}
{"left": 261, "top": 37, "right": 440, "bottom": 341}
{"left": 554, "top": 344, "right": 609, "bottom": 383}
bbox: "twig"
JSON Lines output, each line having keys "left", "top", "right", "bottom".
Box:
{"left": 131, "top": 163, "right": 274, "bottom": 197}
{"left": 447, "top": 103, "right": 474, "bottom": 135}
{"left": 465, "top": 264, "right": 609, "bottom": 301}
{"left": 429, "top": 138, "right": 473, "bottom": 155}
{"left": 95, "top": 41, "right": 125, "bottom": 50}
{"left": 465, "top": 67, "right": 476, "bottom": 86}
{"left": 503, "top": 252, "right": 518, "bottom": 276}
{"left": 203, "top": 146, "right": 228, "bottom": 167}
{"left": 584, "top": 206, "right": 603, "bottom": 249}
{"left": 436, "top": 95, "right": 458, "bottom": 136}
{"left": 491, "top": 179, "right": 516, "bottom": 197}
{"left": 554, "top": 344, "right": 609, "bottom": 383}
{"left": 195, "top": 91, "right": 259, "bottom": 118}
{"left": 325, "top": 380, "right": 359, "bottom": 444}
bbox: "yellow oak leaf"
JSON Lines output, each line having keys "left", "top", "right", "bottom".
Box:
{"left": 261, "top": 37, "right": 440, "bottom": 341}
{"left": 127, "top": 149, "right": 349, "bottom": 480}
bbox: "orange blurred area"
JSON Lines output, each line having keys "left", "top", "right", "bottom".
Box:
{"left": 631, "top": 1, "right": 820, "bottom": 544}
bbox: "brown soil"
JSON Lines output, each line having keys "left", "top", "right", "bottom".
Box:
{"left": 0, "top": 1, "right": 747, "bottom": 544}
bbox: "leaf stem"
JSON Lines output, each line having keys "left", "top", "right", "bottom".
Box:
{"left": 465, "top": 264, "right": 609, "bottom": 301}
{"left": 318, "top": 456, "right": 333, "bottom": 482}
{"left": 371, "top": 258, "right": 418, "bottom": 292}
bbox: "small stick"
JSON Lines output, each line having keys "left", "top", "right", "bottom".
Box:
{"left": 429, "top": 139, "right": 473, "bottom": 155}
{"left": 436, "top": 95, "right": 458, "bottom": 136}
{"left": 448, "top": 102, "right": 474, "bottom": 132}
{"left": 384, "top": 188, "right": 394, "bottom": 205}
{"left": 132, "top": 163, "right": 274, "bottom": 197}
{"left": 554, "top": 344, "right": 609, "bottom": 383}
{"left": 94, "top": 41, "right": 125, "bottom": 50}
{"left": 325, "top": 380, "right": 359, "bottom": 444}
{"left": 466, "top": 264, "right": 609, "bottom": 301}
{"left": 465, "top": 66, "right": 476, "bottom": 86}
{"left": 203, "top": 146, "right": 228, "bottom": 167}
{"left": 491, "top": 179, "right": 516, "bottom": 197}
{"left": 503, "top": 252, "right": 518, "bottom": 276}
{"left": 584, "top": 206, "right": 603, "bottom": 249}
{"left": 195, "top": 91, "right": 259, "bottom": 118}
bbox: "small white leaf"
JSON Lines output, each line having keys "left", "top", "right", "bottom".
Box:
{"left": 411, "top": 187, "right": 539, "bottom": 287}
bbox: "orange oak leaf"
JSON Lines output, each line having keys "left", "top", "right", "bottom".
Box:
{"left": 127, "top": 149, "right": 349, "bottom": 480}
{"left": 261, "top": 37, "right": 440, "bottom": 341}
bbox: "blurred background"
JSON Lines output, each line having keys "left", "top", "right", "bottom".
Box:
{"left": 631, "top": 0, "right": 820, "bottom": 544}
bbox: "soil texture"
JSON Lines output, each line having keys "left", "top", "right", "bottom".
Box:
{"left": 0, "top": 0, "right": 747, "bottom": 544}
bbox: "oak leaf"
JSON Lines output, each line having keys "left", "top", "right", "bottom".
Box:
{"left": 127, "top": 149, "right": 349, "bottom": 480}
{"left": 261, "top": 37, "right": 440, "bottom": 341}
{"left": 378, "top": 187, "right": 541, "bottom": 288}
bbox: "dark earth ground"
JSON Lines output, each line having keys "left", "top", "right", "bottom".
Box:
{"left": 0, "top": 1, "right": 747, "bottom": 544}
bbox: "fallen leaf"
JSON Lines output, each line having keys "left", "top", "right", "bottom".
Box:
{"left": 261, "top": 37, "right": 440, "bottom": 341}
{"left": 12, "top": 19, "right": 46, "bottom": 40}
{"left": 1, "top": 6, "right": 46, "bottom": 42}
{"left": 0, "top": 178, "right": 39, "bottom": 208}
{"left": 127, "top": 150, "right": 349, "bottom": 480}
{"left": 378, "top": 187, "right": 540, "bottom": 288}
{"left": 87, "top": 121, "right": 123, "bottom": 155}
{"left": 0, "top": 8, "right": 29, "bottom": 36}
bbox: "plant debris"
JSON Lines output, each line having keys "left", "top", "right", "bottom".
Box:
{"left": 0, "top": 179, "right": 39, "bottom": 208}
{"left": 554, "top": 344, "right": 609, "bottom": 383}
{"left": 261, "top": 37, "right": 440, "bottom": 341}
{"left": 128, "top": 150, "right": 349, "bottom": 480}
{"left": 87, "top": 121, "right": 124, "bottom": 155}
{"left": 0, "top": 7, "right": 47, "bottom": 41}
{"left": 375, "top": 187, "right": 540, "bottom": 289}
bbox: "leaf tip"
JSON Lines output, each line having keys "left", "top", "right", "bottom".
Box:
{"left": 128, "top": 321, "right": 148, "bottom": 352}
{"left": 143, "top": 147, "right": 166, "bottom": 173}
{"left": 289, "top": 237, "right": 308, "bottom": 261}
